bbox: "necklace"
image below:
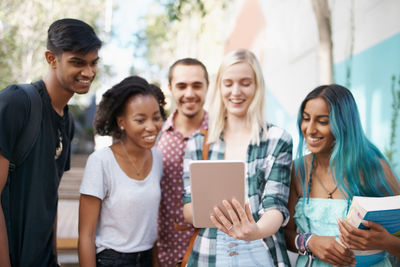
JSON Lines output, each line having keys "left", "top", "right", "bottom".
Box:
{"left": 55, "top": 129, "right": 63, "bottom": 160}
{"left": 314, "top": 175, "right": 338, "bottom": 199}
{"left": 308, "top": 155, "right": 338, "bottom": 199}
{"left": 121, "top": 141, "right": 141, "bottom": 176}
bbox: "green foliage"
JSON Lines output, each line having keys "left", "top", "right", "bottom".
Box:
{"left": 161, "top": 0, "right": 207, "bottom": 21}
{"left": 385, "top": 74, "right": 400, "bottom": 166}
{"left": 0, "top": 0, "right": 106, "bottom": 90}
{"left": 134, "top": 12, "right": 171, "bottom": 67}
{"left": 134, "top": 0, "right": 229, "bottom": 73}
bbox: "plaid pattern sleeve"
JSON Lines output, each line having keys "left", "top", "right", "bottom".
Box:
{"left": 258, "top": 124, "right": 292, "bottom": 225}
{"left": 182, "top": 131, "right": 205, "bottom": 205}
{"left": 181, "top": 124, "right": 292, "bottom": 267}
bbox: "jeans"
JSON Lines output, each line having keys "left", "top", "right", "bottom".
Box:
{"left": 215, "top": 230, "right": 274, "bottom": 267}
{"left": 96, "top": 248, "right": 152, "bottom": 267}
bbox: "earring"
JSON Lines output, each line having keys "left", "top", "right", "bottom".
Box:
{"left": 120, "top": 126, "right": 124, "bottom": 130}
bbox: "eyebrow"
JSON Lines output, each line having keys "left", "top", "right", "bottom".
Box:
{"left": 175, "top": 81, "right": 204, "bottom": 85}
{"left": 133, "top": 111, "right": 161, "bottom": 117}
{"left": 192, "top": 81, "right": 204, "bottom": 85}
{"left": 175, "top": 82, "right": 187, "bottom": 86}
{"left": 302, "top": 111, "right": 329, "bottom": 118}
{"left": 69, "top": 57, "right": 85, "bottom": 61}
{"left": 69, "top": 56, "right": 100, "bottom": 62}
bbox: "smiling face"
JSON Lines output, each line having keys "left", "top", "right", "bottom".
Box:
{"left": 220, "top": 62, "right": 256, "bottom": 119}
{"left": 50, "top": 50, "right": 99, "bottom": 95}
{"left": 301, "top": 97, "right": 335, "bottom": 155}
{"left": 169, "top": 64, "right": 208, "bottom": 118}
{"left": 118, "top": 94, "right": 162, "bottom": 150}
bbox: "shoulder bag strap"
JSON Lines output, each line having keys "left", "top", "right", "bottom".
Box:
{"left": 200, "top": 129, "right": 209, "bottom": 160}
{"left": 180, "top": 129, "right": 208, "bottom": 267}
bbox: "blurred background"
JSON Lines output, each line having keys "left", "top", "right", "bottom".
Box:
{"left": 1, "top": 0, "right": 399, "bottom": 265}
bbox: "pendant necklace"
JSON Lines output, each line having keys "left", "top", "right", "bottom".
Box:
{"left": 121, "top": 141, "right": 141, "bottom": 176}
{"left": 55, "top": 129, "right": 63, "bottom": 159}
{"left": 310, "top": 155, "right": 337, "bottom": 199}
{"left": 315, "top": 175, "right": 338, "bottom": 199}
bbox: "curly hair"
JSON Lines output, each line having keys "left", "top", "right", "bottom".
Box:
{"left": 94, "top": 76, "right": 166, "bottom": 140}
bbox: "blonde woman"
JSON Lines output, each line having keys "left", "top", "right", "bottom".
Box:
{"left": 182, "top": 49, "right": 293, "bottom": 266}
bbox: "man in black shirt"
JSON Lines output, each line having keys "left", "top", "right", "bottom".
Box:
{"left": 0, "top": 18, "right": 102, "bottom": 266}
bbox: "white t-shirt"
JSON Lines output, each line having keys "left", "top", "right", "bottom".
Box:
{"left": 80, "top": 146, "right": 162, "bottom": 253}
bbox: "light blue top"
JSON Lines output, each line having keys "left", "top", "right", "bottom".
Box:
{"left": 294, "top": 197, "right": 391, "bottom": 267}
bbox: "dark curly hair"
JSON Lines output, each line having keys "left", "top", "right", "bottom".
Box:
{"left": 94, "top": 75, "right": 166, "bottom": 139}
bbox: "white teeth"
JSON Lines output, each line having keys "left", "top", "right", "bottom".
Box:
{"left": 78, "top": 80, "right": 90, "bottom": 84}
{"left": 230, "top": 99, "right": 243, "bottom": 104}
{"left": 308, "top": 136, "right": 321, "bottom": 142}
{"left": 144, "top": 136, "right": 156, "bottom": 141}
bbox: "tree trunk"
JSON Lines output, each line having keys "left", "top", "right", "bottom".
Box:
{"left": 311, "top": 0, "right": 334, "bottom": 84}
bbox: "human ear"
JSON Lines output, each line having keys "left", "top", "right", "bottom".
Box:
{"left": 117, "top": 116, "right": 125, "bottom": 131}
{"left": 45, "top": 51, "right": 58, "bottom": 68}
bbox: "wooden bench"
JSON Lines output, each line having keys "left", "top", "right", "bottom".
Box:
{"left": 57, "top": 238, "right": 78, "bottom": 250}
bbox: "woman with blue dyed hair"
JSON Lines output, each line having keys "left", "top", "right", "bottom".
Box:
{"left": 284, "top": 84, "right": 400, "bottom": 266}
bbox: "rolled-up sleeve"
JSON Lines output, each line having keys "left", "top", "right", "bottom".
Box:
{"left": 260, "top": 129, "right": 293, "bottom": 226}
{"left": 182, "top": 133, "right": 204, "bottom": 205}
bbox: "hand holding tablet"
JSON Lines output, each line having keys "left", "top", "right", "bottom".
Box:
{"left": 189, "top": 160, "right": 246, "bottom": 228}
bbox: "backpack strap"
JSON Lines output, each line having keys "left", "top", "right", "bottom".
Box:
{"left": 10, "top": 83, "right": 42, "bottom": 168}
{"left": 2, "top": 83, "right": 42, "bottom": 260}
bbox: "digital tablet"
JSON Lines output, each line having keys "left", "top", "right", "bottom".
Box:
{"left": 189, "top": 160, "right": 245, "bottom": 228}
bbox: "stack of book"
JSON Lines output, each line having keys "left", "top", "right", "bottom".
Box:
{"left": 343, "top": 195, "right": 400, "bottom": 266}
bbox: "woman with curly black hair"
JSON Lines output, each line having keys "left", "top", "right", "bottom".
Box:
{"left": 78, "top": 76, "right": 166, "bottom": 267}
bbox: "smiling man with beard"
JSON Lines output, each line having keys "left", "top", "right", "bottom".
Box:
{"left": 156, "top": 58, "right": 209, "bottom": 267}
{"left": 0, "top": 18, "right": 101, "bottom": 267}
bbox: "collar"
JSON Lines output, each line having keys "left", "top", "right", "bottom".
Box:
{"left": 161, "top": 109, "right": 178, "bottom": 132}
{"left": 162, "top": 109, "right": 209, "bottom": 134}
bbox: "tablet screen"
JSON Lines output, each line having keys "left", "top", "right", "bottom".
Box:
{"left": 189, "top": 160, "right": 245, "bottom": 228}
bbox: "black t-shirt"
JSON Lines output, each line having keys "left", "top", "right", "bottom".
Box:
{"left": 0, "top": 80, "right": 73, "bottom": 266}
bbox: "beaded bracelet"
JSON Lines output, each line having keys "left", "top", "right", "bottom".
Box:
{"left": 295, "top": 233, "right": 314, "bottom": 255}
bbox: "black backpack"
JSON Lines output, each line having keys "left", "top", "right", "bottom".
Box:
{"left": 1, "top": 83, "right": 43, "bottom": 260}
{"left": 2, "top": 83, "right": 74, "bottom": 260}
{"left": 7, "top": 82, "right": 74, "bottom": 170}
{"left": 8, "top": 83, "right": 43, "bottom": 172}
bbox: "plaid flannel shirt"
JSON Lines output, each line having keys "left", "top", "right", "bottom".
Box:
{"left": 182, "top": 123, "right": 292, "bottom": 267}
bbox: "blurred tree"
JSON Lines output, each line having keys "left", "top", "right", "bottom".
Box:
{"left": 134, "top": 0, "right": 230, "bottom": 77}
{"left": 385, "top": 74, "right": 400, "bottom": 167}
{"left": 162, "top": 0, "right": 208, "bottom": 21}
{"left": 0, "top": 0, "right": 107, "bottom": 89}
{"left": 311, "top": 0, "right": 334, "bottom": 84}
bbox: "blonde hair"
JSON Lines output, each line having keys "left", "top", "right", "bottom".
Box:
{"left": 207, "top": 49, "right": 267, "bottom": 145}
